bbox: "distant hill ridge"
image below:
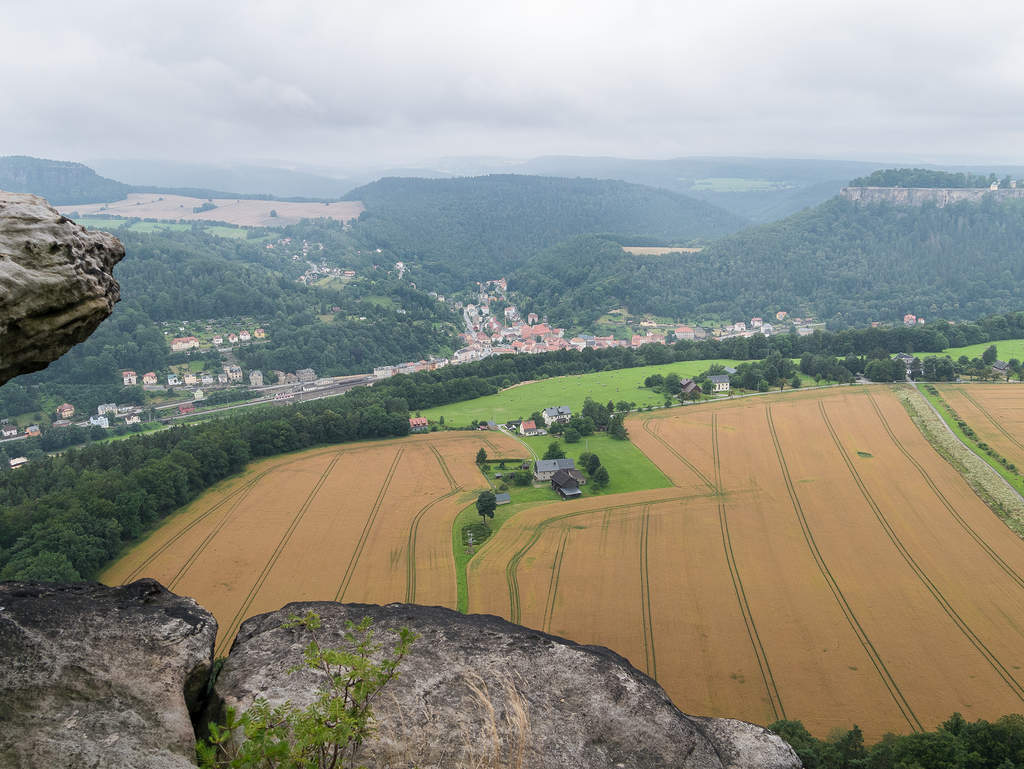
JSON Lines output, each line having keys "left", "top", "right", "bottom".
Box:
{"left": 0, "top": 156, "right": 335, "bottom": 205}
{"left": 0, "top": 156, "right": 130, "bottom": 206}
{"left": 342, "top": 174, "right": 748, "bottom": 291}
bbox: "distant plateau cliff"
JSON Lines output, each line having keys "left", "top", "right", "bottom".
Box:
{"left": 841, "top": 185, "right": 1024, "bottom": 206}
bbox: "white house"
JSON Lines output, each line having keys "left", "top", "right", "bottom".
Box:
{"left": 89, "top": 415, "right": 110, "bottom": 428}
{"left": 541, "top": 406, "right": 572, "bottom": 426}
{"left": 709, "top": 374, "right": 730, "bottom": 393}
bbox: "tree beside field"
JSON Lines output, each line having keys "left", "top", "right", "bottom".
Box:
{"left": 475, "top": 491, "right": 496, "bottom": 525}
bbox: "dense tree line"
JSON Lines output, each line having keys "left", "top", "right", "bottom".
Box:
{"left": 0, "top": 388, "right": 409, "bottom": 582}
{"left": 848, "top": 168, "right": 997, "bottom": 188}
{"left": 342, "top": 175, "right": 747, "bottom": 292}
{"left": 510, "top": 198, "right": 1024, "bottom": 328}
{"left": 771, "top": 712, "right": 1024, "bottom": 769}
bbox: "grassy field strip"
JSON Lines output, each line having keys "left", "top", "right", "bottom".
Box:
{"left": 765, "top": 405, "right": 923, "bottom": 732}
{"left": 906, "top": 387, "right": 1024, "bottom": 534}
{"left": 418, "top": 359, "right": 744, "bottom": 426}
{"left": 332, "top": 449, "right": 404, "bottom": 602}
{"left": 957, "top": 387, "right": 1024, "bottom": 454}
{"left": 818, "top": 402, "right": 1024, "bottom": 704}
{"left": 713, "top": 412, "right": 784, "bottom": 721}
{"left": 864, "top": 391, "right": 1024, "bottom": 591}
{"left": 215, "top": 451, "right": 345, "bottom": 657}
{"left": 937, "top": 339, "right": 1024, "bottom": 362}
{"left": 638, "top": 505, "right": 657, "bottom": 680}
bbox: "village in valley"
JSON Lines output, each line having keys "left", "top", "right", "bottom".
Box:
{"left": 372, "top": 276, "right": 824, "bottom": 380}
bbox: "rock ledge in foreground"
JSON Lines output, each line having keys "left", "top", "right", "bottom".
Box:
{"left": 0, "top": 579, "right": 217, "bottom": 769}
{"left": 212, "top": 602, "right": 800, "bottom": 769}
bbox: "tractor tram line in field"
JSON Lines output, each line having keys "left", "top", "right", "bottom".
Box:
{"left": 818, "top": 401, "right": 1024, "bottom": 705}
{"left": 117, "top": 447, "right": 346, "bottom": 585}
{"left": 713, "top": 413, "right": 785, "bottom": 721}
{"left": 502, "top": 492, "right": 703, "bottom": 624}
{"left": 641, "top": 417, "right": 717, "bottom": 492}
{"left": 638, "top": 505, "right": 657, "bottom": 680}
{"left": 333, "top": 449, "right": 405, "bottom": 602}
{"left": 215, "top": 451, "right": 346, "bottom": 657}
{"left": 118, "top": 475, "right": 265, "bottom": 586}
{"left": 866, "top": 390, "right": 1024, "bottom": 592}
{"left": 542, "top": 528, "right": 571, "bottom": 636}
{"left": 765, "top": 405, "right": 923, "bottom": 732}
{"left": 429, "top": 445, "right": 457, "bottom": 489}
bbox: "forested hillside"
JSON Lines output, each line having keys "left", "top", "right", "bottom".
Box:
{"left": 513, "top": 196, "right": 1024, "bottom": 328}
{"left": 0, "top": 223, "right": 457, "bottom": 414}
{"left": 849, "top": 168, "right": 998, "bottom": 188}
{"left": 0, "top": 156, "right": 129, "bottom": 205}
{"left": 342, "top": 174, "right": 747, "bottom": 290}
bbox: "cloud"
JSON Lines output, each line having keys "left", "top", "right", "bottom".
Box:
{"left": 3, "top": 0, "right": 1024, "bottom": 166}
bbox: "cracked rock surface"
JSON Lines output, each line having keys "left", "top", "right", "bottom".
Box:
{"left": 0, "top": 579, "right": 216, "bottom": 769}
{"left": 0, "top": 192, "right": 123, "bottom": 385}
{"left": 212, "top": 602, "right": 801, "bottom": 769}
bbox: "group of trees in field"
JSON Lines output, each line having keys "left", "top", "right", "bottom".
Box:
{"left": 577, "top": 450, "right": 610, "bottom": 488}
{"left": 771, "top": 712, "right": 1024, "bottom": 769}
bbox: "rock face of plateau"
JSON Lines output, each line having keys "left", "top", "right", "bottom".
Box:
{"left": 0, "top": 191, "right": 123, "bottom": 386}
{"left": 0, "top": 580, "right": 217, "bottom": 769}
{"left": 0, "top": 581, "right": 800, "bottom": 769}
{"left": 841, "top": 185, "right": 1024, "bottom": 206}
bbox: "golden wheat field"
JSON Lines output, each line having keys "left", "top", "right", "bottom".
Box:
{"left": 471, "top": 387, "right": 1024, "bottom": 739}
{"left": 101, "top": 431, "right": 520, "bottom": 657}
{"left": 104, "top": 386, "right": 1024, "bottom": 738}
{"left": 935, "top": 383, "right": 1024, "bottom": 469}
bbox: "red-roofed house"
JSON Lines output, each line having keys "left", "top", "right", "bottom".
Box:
{"left": 55, "top": 403, "right": 75, "bottom": 419}
{"left": 519, "top": 420, "right": 544, "bottom": 436}
{"left": 409, "top": 416, "right": 429, "bottom": 432}
{"left": 122, "top": 370, "right": 137, "bottom": 386}
{"left": 142, "top": 372, "right": 158, "bottom": 385}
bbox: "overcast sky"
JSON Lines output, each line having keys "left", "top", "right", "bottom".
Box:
{"left": 5, "top": 1, "right": 1024, "bottom": 170}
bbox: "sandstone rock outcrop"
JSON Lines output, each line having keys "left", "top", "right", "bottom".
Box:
{"left": 0, "top": 191, "right": 123, "bottom": 385}
{"left": 0, "top": 579, "right": 217, "bottom": 769}
{"left": 212, "top": 601, "right": 801, "bottom": 769}
{"left": 841, "top": 185, "right": 1024, "bottom": 207}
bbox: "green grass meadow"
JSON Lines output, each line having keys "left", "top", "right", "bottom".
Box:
{"left": 936, "top": 339, "right": 1024, "bottom": 362}
{"left": 74, "top": 217, "right": 253, "bottom": 240}
{"left": 420, "top": 359, "right": 740, "bottom": 427}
